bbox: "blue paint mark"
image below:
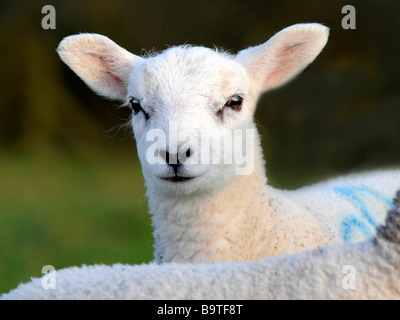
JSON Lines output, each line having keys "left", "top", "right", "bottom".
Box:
{"left": 340, "top": 215, "right": 374, "bottom": 242}
{"left": 332, "top": 186, "right": 394, "bottom": 242}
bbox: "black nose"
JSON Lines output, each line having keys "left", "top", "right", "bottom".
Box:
{"left": 160, "top": 148, "right": 192, "bottom": 170}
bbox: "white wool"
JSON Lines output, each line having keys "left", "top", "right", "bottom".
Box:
{"left": 56, "top": 23, "right": 400, "bottom": 264}
{"left": 2, "top": 203, "right": 400, "bottom": 300}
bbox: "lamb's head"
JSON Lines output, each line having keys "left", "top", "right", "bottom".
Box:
{"left": 57, "top": 23, "right": 328, "bottom": 197}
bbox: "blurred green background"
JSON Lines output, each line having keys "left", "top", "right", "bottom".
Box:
{"left": 1, "top": 0, "right": 399, "bottom": 294}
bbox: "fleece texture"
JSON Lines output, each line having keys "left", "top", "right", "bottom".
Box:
{"left": 2, "top": 192, "right": 400, "bottom": 300}
{"left": 150, "top": 167, "right": 400, "bottom": 263}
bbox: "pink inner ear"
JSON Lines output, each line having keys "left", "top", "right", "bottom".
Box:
{"left": 90, "top": 54, "right": 125, "bottom": 96}
{"left": 105, "top": 71, "right": 124, "bottom": 87}
{"left": 264, "top": 42, "right": 306, "bottom": 88}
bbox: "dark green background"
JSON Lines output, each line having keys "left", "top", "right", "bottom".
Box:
{"left": 1, "top": 0, "right": 399, "bottom": 294}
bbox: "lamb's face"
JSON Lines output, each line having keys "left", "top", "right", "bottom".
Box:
{"left": 127, "top": 47, "right": 254, "bottom": 195}
{"left": 57, "top": 24, "right": 329, "bottom": 196}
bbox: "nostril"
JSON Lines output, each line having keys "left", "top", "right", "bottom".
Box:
{"left": 160, "top": 150, "right": 180, "bottom": 166}
{"left": 165, "top": 151, "right": 170, "bottom": 164}
{"left": 159, "top": 150, "right": 168, "bottom": 161}
{"left": 160, "top": 148, "right": 191, "bottom": 166}
{"left": 178, "top": 148, "right": 192, "bottom": 164}
{"left": 159, "top": 149, "right": 172, "bottom": 164}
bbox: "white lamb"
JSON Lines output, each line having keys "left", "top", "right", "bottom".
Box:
{"left": 56, "top": 23, "right": 400, "bottom": 263}
{"left": 2, "top": 195, "right": 400, "bottom": 299}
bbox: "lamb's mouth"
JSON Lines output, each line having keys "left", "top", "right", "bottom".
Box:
{"left": 161, "top": 175, "right": 196, "bottom": 183}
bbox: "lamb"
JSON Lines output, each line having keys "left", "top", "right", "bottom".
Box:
{"left": 2, "top": 192, "right": 400, "bottom": 300}
{"left": 56, "top": 23, "right": 400, "bottom": 263}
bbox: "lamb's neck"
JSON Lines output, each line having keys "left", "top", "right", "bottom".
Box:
{"left": 149, "top": 156, "right": 277, "bottom": 263}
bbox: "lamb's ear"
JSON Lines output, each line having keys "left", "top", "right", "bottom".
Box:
{"left": 57, "top": 33, "right": 144, "bottom": 101}
{"left": 236, "top": 23, "right": 329, "bottom": 96}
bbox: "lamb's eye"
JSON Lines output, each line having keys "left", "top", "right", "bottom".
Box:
{"left": 129, "top": 97, "right": 149, "bottom": 120}
{"left": 225, "top": 95, "right": 243, "bottom": 111}
{"left": 129, "top": 97, "right": 142, "bottom": 114}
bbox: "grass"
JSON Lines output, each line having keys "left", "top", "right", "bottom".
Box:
{"left": 0, "top": 146, "right": 154, "bottom": 294}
